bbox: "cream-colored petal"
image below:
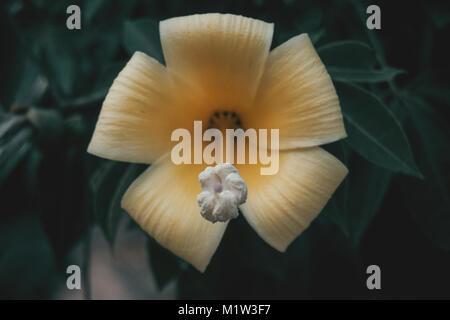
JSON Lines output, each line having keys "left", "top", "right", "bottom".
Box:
{"left": 121, "top": 155, "right": 227, "bottom": 272}
{"left": 245, "top": 34, "right": 347, "bottom": 149}
{"left": 160, "top": 13, "right": 274, "bottom": 110}
{"left": 88, "top": 52, "right": 174, "bottom": 163}
{"left": 238, "top": 147, "right": 348, "bottom": 252}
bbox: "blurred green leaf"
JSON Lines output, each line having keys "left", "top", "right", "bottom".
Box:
{"left": 0, "top": 114, "right": 32, "bottom": 185}
{"left": 147, "top": 237, "right": 184, "bottom": 290}
{"left": 105, "top": 164, "right": 142, "bottom": 243}
{"left": 39, "top": 31, "right": 77, "bottom": 98}
{"left": 90, "top": 160, "right": 123, "bottom": 224}
{"left": 309, "top": 28, "right": 326, "bottom": 44}
{"left": 318, "top": 40, "right": 376, "bottom": 69}
{"left": 328, "top": 67, "right": 405, "bottom": 83}
{"left": 24, "top": 146, "right": 43, "bottom": 200}
{"left": 336, "top": 82, "right": 421, "bottom": 177}
{"left": 306, "top": 215, "right": 369, "bottom": 298}
{"left": 227, "top": 215, "right": 286, "bottom": 281}
{"left": 179, "top": 215, "right": 311, "bottom": 299}
{"left": 426, "top": 3, "right": 450, "bottom": 29}
{"left": 83, "top": 0, "right": 137, "bottom": 28}
{"left": 296, "top": 7, "right": 323, "bottom": 32}
{"left": 346, "top": 154, "right": 392, "bottom": 245}
{"left": 0, "top": 9, "right": 25, "bottom": 107}
{"left": 123, "top": 19, "right": 165, "bottom": 64}
{"left": 401, "top": 97, "right": 450, "bottom": 251}
{"left": 0, "top": 137, "right": 32, "bottom": 185}
{"left": 416, "top": 82, "right": 450, "bottom": 107}
{"left": 0, "top": 217, "right": 56, "bottom": 299}
{"left": 31, "top": 24, "right": 120, "bottom": 102}
{"left": 83, "top": 0, "right": 108, "bottom": 25}
{"left": 322, "top": 142, "right": 351, "bottom": 237}
{"left": 323, "top": 142, "right": 391, "bottom": 246}
{"left": 0, "top": 113, "right": 26, "bottom": 137}
{"left": 319, "top": 40, "right": 403, "bottom": 83}
{"left": 11, "top": 57, "right": 48, "bottom": 107}
{"left": 35, "top": 144, "right": 88, "bottom": 263}
{"left": 93, "top": 62, "right": 126, "bottom": 96}
{"left": 89, "top": 161, "right": 144, "bottom": 243}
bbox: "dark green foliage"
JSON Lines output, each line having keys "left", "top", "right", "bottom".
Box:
{"left": 147, "top": 236, "right": 186, "bottom": 290}
{"left": 0, "top": 0, "right": 449, "bottom": 299}
{"left": 123, "top": 19, "right": 164, "bottom": 64}
{"left": 0, "top": 217, "right": 57, "bottom": 299}
{"left": 337, "top": 82, "right": 421, "bottom": 177}
{"left": 90, "top": 161, "right": 146, "bottom": 243}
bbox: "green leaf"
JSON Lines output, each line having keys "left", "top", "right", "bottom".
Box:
{"left": 318, "top": 40, "right": 403, "bottom": 83}
{"left": 0, "top": 113, "right": 26, "bottom": 138}
{"left": 105, "top": 164, "right": 142, "bottom": 243}
{"left": 93, "top": 62, "right": 126, "bottom": 96}
{"left": 318, "top": 40, "right": 376, "bottom": 69}
{"left": 322, "top": 141, "right": 351, "bottom": 237}
{"left": 0, "top": 114, "right": 32, "bottom": 185}
{"left": 336, "top": 82, "right": 421, "bottom": 177}
{"left": 346, "top": 154, "right": 392, "bottom": 245}
{"left": 179, "top": 215, "right": 310, "bottom": 298}
{"left": 401, "top": 97, "right": 450, "bottom": 251}
{"left": 417, "top": 82, "right": 450, "bottom": 106}
{"left": 32, "top": 23, "right": 121, "bottom": 102}
{"left": 12, "top": 56, "right": 48, "bottom": 106}
{"left": 147, "top": 237, "right": 184, "bottom": 290}
{"left": 426, "top": 3, "right": 450, "bottom": 29}
{"left": 296, "top": 8, "right": 323, "bottom": 32}
{"left": 90, "top": 160, "right": 123, "bottom": 224}
{"left": 0, "top": 217, "right": 56, "bottom": 299}
{"left": 89, "top": 161, "right": 145, "bottom": 243}
{"left": 309, "top": 28, "right": 326, "bottom": 44}
{"left": 307, "top": 215, "right": 369, "bottom": 298}
{"left": 328, "top": 67, "right": 405, "bottom": 83}
{"left": 40, "top": 32, "right": 77, "bottom": 97}
{"left": 24, "top": 146, "right": 43, "bottom": 200}
{"left": 0, "top": 138, "right": 32, "bottom": 185}
{"left": 323, "top": 142, "right": 391, "bottom": 247}
{"left": 226, "top": 215, "right": 286, "bottom": 281}
{"left": 0, "top": 10, "right": 26, "bottom": 107}
{"left": 83, "top": 0, "right": 108, "bottom": 25}
{"left": 123, "top": 19, "right": 164, "bottom": 64}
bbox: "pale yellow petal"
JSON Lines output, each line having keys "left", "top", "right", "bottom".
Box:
{"left": 160, "top": 13, "right": 274, "bottom": 110}
{"left": 238, "top": 147, "right": 348, "bottom": 251}
{"left": 121, "top": 155, "right": 227, "bottom": 272}
{"left": 245, "top": 34, "right": 347, "bottom": 149}
{"left": 88, "top": 52, "right": 174, "bottom": 163}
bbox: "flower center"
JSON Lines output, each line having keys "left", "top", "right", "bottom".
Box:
{"left": 207, "top": 110, "right": 243, "bottom": 132}
{"left": 197, "top": 164, "right": 247, "bottom": 223}
{"left": 212, "top": 181, "right": 223, "bottom": 193}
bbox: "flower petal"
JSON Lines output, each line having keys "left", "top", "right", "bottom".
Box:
{"left": 246, "top": 34, "right": 347, "bottom": 149}
{"left": 88, "top": 52, "right": 174, "bottom": 164}
{"left": 238, "top": 147, "right": 348, "bottom": 251}
{"left": 121, "top": 155, "right": 227, "bottom": 272}
{"left": 160, "top": 13, "right": 274, "bottom": 109}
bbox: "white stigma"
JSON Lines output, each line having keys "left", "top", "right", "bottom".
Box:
{"left": 197, "top": 163, "right": 247, "bottom": 223}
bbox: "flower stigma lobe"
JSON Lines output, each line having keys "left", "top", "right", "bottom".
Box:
{"left": 197, "top": 164, "right": 247, "bottom": 223}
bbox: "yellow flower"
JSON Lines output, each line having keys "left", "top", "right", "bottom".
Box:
{"left": 88, "top": 13, "right": 348, "bottom": 272}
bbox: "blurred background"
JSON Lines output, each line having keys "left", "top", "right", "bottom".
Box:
{"left": 0, "top": 0, "right": 449, "bottom": 299}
